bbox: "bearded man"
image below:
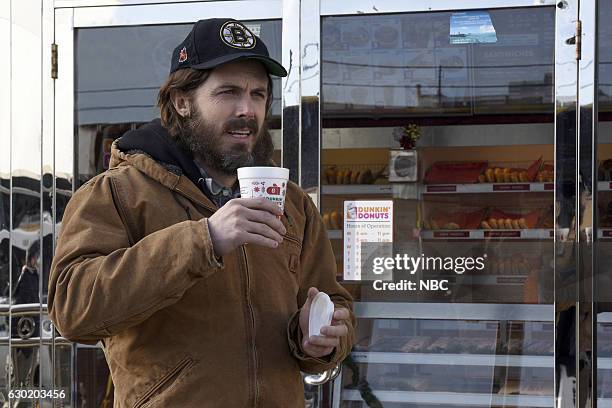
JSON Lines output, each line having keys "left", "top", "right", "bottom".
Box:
{"left": 48, "top": 18, "right": 354, "bottom": 408}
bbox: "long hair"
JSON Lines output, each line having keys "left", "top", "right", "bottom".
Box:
{"left": 157, "top": 68, "right": 211, "bottom": 138}
{"left": 157, "top": 67, "right": 274, "bottom": 138}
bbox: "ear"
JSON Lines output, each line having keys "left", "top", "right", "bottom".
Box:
{"left": 170, "top": 90, "right": 191, "bottom": 118}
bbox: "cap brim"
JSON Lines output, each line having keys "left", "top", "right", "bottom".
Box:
{"left": 190, "top": 53, "right": 288, "bottom": 77}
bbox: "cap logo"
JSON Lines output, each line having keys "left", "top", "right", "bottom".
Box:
{"left": 178, "top": 47, "right": 188, "bottom": 63}
{"left": 220, "top": 21, "right": 256, "bottom": 49}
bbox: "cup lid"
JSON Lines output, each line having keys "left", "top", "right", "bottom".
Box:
{"left": 308, "top": 292, "right": 335, "bottom": 338}
{"left": 237, "top": 166, "right": 289, "bottom": 180}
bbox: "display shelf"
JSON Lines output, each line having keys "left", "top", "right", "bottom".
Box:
{"left": 444, "top": 275, "right": 528, "bottom": 285}
{"left": 354, "top": 302, "right": 554, "bottom": 321}
{"left": 421, "top": 229, "right": 553, "bottom": 240}
{"left": 598, "top": 181, "right": 612, "bottom": 191}
{"left": 424, "top": 182, "right": 554, "bottom": 194}
{"left": 599, "top": 229, "right": 612, "bottom": 239}
{"left": 351, "top": 351, "right": 553, "bottom": 368}
{"left": 598, "top": 358, "right": 612, "bottom": 370}
{"left": 599, "top": 312, "right": 612, "bottom": 323}
{"left": 328, "top": 229, "right": 342, "bottom": 239}
{"left": 341, "top": 390, "right": 553, "bottom": 407}
{"left": 321, "top": 184, "right": 392, "bottom": 195}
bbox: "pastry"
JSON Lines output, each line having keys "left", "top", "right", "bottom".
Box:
{"left": 323, "top": 213, "right": 331, "bottom": 229}
{"left": 330, "top": 210, "right": 341, "bottom": 229}
{"left": 343, "top": 170, "right": 352, "bottom": 185}
{"left": 494, "top": 168, "right": 504, "bottom": 183}
{"left": 335, "top": 170, "right": 345, "bottom": 185}
{"left": 503, "top": 168, "right": 511, "bottom": 183}
{"left": 358, "top": 168, "right": 373, "bottom": 184}
{"left": 488, "top": 218, "right": 499, "bottom": 229}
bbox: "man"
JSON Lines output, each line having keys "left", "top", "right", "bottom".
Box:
{"left": 48, "top": 18, "right": 354, "bottom": 408}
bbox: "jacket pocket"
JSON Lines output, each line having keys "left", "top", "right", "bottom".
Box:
{"left": 133, "top": 356, "right": 195, "bottom": 408}
{"left": 283, "top": 234, "right": 302, "bottom": 274}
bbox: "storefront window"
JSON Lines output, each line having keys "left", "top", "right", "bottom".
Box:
{"left": 321, "top": 7, "right": 555, "bottom": 407}
{"left": 74, "top": 20, "right": 282, "bottom": 188}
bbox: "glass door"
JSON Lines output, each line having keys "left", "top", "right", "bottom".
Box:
{"left": 53, "top": 2, "right": 284, "bottom": 406}
{"left": 316, "top": 1, "right": 570, "bottom": 407}
{"left": 595, "top": 0, "right": 612, "bottom": 406}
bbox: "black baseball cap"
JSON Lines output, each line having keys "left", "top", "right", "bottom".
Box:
{"left": 170, "top": 18, "right": 288, "bottom": 77}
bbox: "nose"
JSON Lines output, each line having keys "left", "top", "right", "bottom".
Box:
{"left": 235, "top": 94, "right": 256, "bottom": 119}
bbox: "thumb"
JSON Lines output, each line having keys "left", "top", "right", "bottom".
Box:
{"left": 303, "top": 287, "right": 319, "bottom": 308}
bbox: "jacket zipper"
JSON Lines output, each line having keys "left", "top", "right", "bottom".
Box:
{"left": 241, "top": 246, "right": 260, "bottom": 407}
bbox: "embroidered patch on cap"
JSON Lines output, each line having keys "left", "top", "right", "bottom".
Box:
{"left": 220, "top": 21, "right": 256, "bottom": 49}
{"left": 178, "top": 47, "right": 188, "bottom": 63}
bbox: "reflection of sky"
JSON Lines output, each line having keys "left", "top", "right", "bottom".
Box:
{"left": 0, "top": 7, "right": 10, "bottom": 176}
{"left": 450, "top": 12, "right": 495, "bottom": 36}
{"left": 76, "top": 21, "right": 282, "bottom": 125}
{"left": 5, "top": 7, "right": 41, "bottom": 178}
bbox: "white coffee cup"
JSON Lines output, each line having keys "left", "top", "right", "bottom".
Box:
{"left": 237, "top": 167, "right": 290, "bottom": 214}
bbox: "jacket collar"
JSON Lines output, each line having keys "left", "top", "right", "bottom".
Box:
{"left": 108, "top": 119, "right": 218, "bottom": 212}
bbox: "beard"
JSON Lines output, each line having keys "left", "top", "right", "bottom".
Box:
{"left": 176, "top": 109, "right": 274, "bottom": 175}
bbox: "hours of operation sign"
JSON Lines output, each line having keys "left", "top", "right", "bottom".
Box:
{"left": 343, "top": 200, "right": 393, "bottom": 280}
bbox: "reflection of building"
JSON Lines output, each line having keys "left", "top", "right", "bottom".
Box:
{"left": 507, "top": 72, "right": 554, "bottom": 105}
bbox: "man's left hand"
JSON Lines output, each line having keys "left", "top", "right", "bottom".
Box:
{"left": 299, "top": 287, "right": 350, "bottom": 358}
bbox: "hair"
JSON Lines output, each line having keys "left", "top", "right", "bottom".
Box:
{"left": 157, "top": 66, "right": 274, "bottom": 138}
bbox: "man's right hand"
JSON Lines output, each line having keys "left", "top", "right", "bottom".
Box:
{"left": 206, "top": 197, "right": 286, "bottom": 257}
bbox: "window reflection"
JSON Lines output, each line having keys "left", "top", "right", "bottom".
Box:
{"left": 75, "top": 20, "right": 282, "bottom": 187}
{"left": 322, "top": 8, "right": 554, "bottom": 117}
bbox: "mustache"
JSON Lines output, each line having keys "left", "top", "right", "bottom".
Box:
{"left": 223, "top": 117, "right": 258, "bottom": 133}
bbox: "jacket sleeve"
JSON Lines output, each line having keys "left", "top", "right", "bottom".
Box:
{"left": 286, "top": 193, "right": 355, "bottom": 374}
{"left": 48, "top": 173, "right": 222, "bottom": 344}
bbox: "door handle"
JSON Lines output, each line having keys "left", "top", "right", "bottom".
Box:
{"left": 304, "top": 364, "right": 341, "bottom": 386}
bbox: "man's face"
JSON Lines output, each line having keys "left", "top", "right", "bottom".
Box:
{"left": 180, "top": 60, "right": 271, "bottom": 174}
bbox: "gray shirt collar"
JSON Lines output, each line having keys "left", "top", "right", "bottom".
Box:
{"left": 195, "top": 161, "right": 240, "bottom": 206}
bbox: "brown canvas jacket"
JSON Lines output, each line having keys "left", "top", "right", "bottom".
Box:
{"left": 48, "top": 137, "right": 354, "bottom": 408}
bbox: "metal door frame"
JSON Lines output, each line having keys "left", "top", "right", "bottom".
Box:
{"left": 307, "top": 1, "right": 591, "bottom": 408}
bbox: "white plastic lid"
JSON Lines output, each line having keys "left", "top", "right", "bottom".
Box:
{"left": 308, "top": 291, "right": 335, "bottom": 338}
{"left": 237, "top": 166, "right": 289, "bottom": 180}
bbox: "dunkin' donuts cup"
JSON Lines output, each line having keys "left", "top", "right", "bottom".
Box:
{"left": 237, "top": 167, "right": 290, "bottom": 217}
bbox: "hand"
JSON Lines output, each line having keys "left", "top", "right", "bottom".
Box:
{"left": 299, "top": 287, "right": 350, "bottom": 358}
{"left": 206, "top": 197, "right": 286, "bottom": 257}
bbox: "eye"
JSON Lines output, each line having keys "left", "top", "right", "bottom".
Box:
{"left": 253, "top": 92, "right": 266, "bottom": 99}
